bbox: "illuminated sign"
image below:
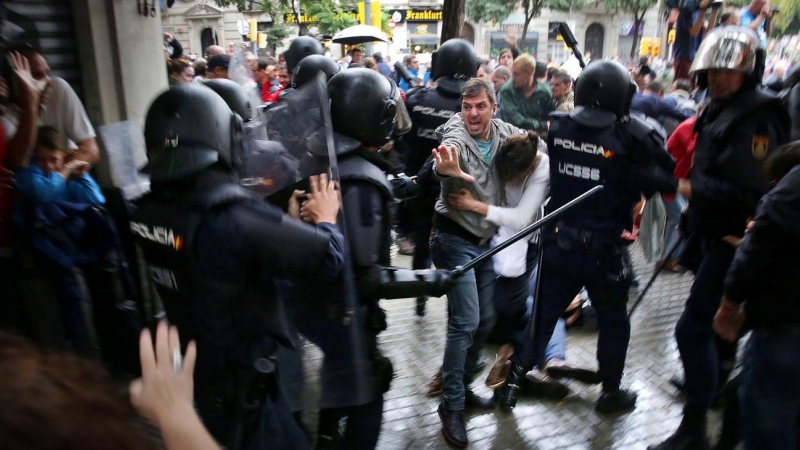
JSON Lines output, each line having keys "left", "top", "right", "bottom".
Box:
{"left": 387, "top": 9, "right": 443, "bottom": 23}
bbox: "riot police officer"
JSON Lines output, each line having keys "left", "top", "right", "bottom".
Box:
{"left": 133, "top": 84, "right": 346, "bottom": 450}
{"left": 495, "top": 61, "right": 678, "bottom": 413}
{"left": 394, "top": 38, "right": 478, "bottom": 316}
{"left": 283, "top": 36, "right": 324, "bottom": 73}
{"left": 649, "top": 26, "right": 790, "bottom": 450}
{"left": 290, "top": 54, "right": 341, "bottom": 89}
{"left": 301, "top": 68, "right": 454, "bottom": 449}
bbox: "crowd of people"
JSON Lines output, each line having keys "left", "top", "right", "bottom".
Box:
{"left": 1, "top": 0, "right": 799, "bottom": 448}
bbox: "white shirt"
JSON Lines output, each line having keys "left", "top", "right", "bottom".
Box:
{"left": 1, "top": 76, "right": 96, "bottom": 149}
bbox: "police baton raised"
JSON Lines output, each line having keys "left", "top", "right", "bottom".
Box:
{"left": 558, "top": 22, "right": 586, "bottom": 69}
{"left": 451, "top": 185, "right": 603, "bottom": 279}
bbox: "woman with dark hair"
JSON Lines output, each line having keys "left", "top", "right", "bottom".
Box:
{"left": 446, "top": 131, "right": 558, "bottom": 392}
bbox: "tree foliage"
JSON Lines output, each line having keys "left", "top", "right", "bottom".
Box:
{"left": 605, "top": 0, "right": 657, "bottom": 59}
{"left": 215, "top": 0, "right": 357, "bottom": 37}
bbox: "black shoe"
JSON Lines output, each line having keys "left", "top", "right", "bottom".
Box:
{"left": 545, "top": 363, "right": 602, "bottom": 385}
{"left": 494, "top": 363, "right": 525, "bottom": 408}
{"left": 647, "top": 427, "right": 709, "bottom": 450}
{"left": 522, "top": 370, "right": 569, "bottom": 400}
{"left": 438, "top": 403, "right": 468, "bottom": 448}
{"left": 596, "top": 389, "right": 637, "bottom": 413}
{"left": 416, "top": 297, "right": 427, "bottom": 317}
{"left": 475, "top": 358, "right": 486, "bottom": 373}
{"left": 465, "top": 389, "right": 494, "bottom": 410}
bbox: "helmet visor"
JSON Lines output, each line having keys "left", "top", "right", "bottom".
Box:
{"left": 690, "top": 26, "right": 759, "bottom": 74}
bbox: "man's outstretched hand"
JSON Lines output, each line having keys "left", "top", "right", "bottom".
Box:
{"left": 432, "top": 145, "right": 474, "bottom": 183}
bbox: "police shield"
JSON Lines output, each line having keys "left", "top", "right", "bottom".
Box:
{"left": 239, "top": 71, "right": 336, "bottom": 197}
{"left": 98, "top": 120, "right": 151, "bottom": 201}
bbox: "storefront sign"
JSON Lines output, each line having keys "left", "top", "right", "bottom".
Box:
{"left": 408, "top": 22, "right": 438, "bottom": 35}
{"left": 388, "top": 9, "right": 443, "bottom": 23}
{"left": 619, "top": 20, "right": 645, "bottom": 36}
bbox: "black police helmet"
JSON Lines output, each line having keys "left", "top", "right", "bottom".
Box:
{"left": 283, "top": 36, "right": 324, "bottom": 73}
{"left": 574, "top": 60, "right": 636, "bottom": 118}
{"left": 291, "top": 54, "right": 341, "bottom": 89}
{"left": 143, "top": 85, "right": 240, "bottom": 181}
{"left": 201, "top": 78, "right": 253, "bottom": 122}
{"left": 431, "top": 39, "right": 478, "bottom": 94}
{"left": 328, "top": 68, "right": 398, "bottom": 151}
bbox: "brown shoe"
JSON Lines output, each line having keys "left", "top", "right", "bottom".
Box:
{"left": 426, "top": 368, "right": 443, "bottom": 396}
{"left": 485, "top": 358, "right": 511, "bottom": 389}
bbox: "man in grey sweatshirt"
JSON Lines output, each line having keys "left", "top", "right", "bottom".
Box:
{"left": 430, "top": 78, "right": 525, "bottom": 448}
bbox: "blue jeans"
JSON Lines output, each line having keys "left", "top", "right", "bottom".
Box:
{"left": 740, "top": 329, "right": 800, "bottom": 450}
{"left": 661, "top": 193, "right": 687, "bottom": 260}
{"left": 431, "top": 231, "right": 496, "bottom": 411}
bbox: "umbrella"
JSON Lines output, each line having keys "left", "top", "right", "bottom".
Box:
{"left": 332, "top": 25, "right": 389, "bottom": 45}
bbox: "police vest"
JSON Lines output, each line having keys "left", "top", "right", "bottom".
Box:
{"left": 132, "top": 181, "right": 279, "bottom": 386}
{"left": 400, "top": 87, "right": 461, "bottom": 175}
{"left": 547, "top": 113, "right": 632, "bottom": 235}
{"left": 339, "top": 153, "right": 395, "bottom": 268}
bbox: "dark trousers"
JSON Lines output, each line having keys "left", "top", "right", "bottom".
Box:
{"left": 489, "top": 244, "right": 538, "bottom": 346}
{"left": 318, "top": 396, "right": 384, "bottom": 450}
{"left": 675, "top": 241, "right": 735, "bottom": 415}
{"left": 200, "top": 389, "right": 310, "bottom": 450}
{"left": 511, "top": 242, "right": 631, "bottom": 392}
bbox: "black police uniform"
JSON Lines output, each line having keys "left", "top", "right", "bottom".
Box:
{"left": 395, "top": 85, "right": 461, "bottom": 314}
{"left": 505, "top": 108, "right": 675, "bottom": 396}
{"left": 672, "top": 87, "right": 789, "bottom": 432}
{"left": 133, "top": 171, "right": 346, "bottom": 450}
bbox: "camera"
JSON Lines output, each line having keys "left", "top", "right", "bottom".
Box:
{"left": 772, "top": 6, "right": 781, "bottom": 13}
{"left": 711, "top": 0, "right": 724, "bottom": 9}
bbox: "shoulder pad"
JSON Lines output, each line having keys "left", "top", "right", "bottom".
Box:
{"left": 339, "top": 156, "right": 394, "bottom": 202}
{"left": 627, "top": 113, "right": 667, "bottom": 146}
{"left": 191, "top": 183, "right": 259, "bottom": 212}
{"left": 569, "top": 106, "right": 617, "bottom": 129}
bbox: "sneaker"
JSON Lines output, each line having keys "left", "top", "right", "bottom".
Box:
{"left": 464, "top": 389, "right": 494, "bottom": 410}
{"left": 596, "top": 389, "right": 637, "bottom": 413}
{"left": 396, "top": 237, "right": 415, "bottom": 256}
{"left": 426, "top": 368, "right": 443, "bottom": 396}
{"left": 438, "top": 403, "right": 468, "bottom": 448}
{"left": 545, "top": 360, "right": 602, "bottom": 385}
{"left": 523, "top": 369, "right": 569, "bottom": 400}
{"left": 485, "top": 358, "right": 511, "bottom": 389}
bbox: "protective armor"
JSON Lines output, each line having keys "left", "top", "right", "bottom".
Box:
{"left": 291, "top": 54, "right": 341, "bottom": 89}
{"left": 574, "top": 61, "right": 636, "bottom": 119}
{"left": 143, "top": 85, "right": 241, "bottom": 181}
{"left": 201, "top": 78, "right": 254, "bottom": 122}
{"left": 430, "top": 38, "right": 478, "bottom": 95}
{"left": 283, "top": 36, "right": 324, "bottom": 73}
{"left": 328, "top": 69, "right": 410, "bottom": 150}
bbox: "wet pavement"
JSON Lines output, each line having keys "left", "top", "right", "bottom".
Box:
{"left": 299, "top": 243, "right": 729, "bottom": 449}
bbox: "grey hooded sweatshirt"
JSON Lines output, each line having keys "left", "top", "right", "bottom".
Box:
{"left": 433, "top": 113, "right": 526, "bottom": 239}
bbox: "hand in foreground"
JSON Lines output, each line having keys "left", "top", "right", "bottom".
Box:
{"left": 130, "top": 322, "right": 197, "bottom": 427}
{"left": 432, "top": 145, "right": 474, "bottom": 183}
{"left": 288, "top": 189, "right": 306, "bottom": 220}
{"left": 300, "top": 173, "right": 340, "bottom": 225}
{"left": 447, "top": 189, "right": 486, "bottom": 215}
{"left": 9, "top": 51, "right": 48, "bottom": 105}
{"left": 712, "top": 296, "right": 745, "bottom": 343}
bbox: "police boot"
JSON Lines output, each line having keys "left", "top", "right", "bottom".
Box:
{"left": 494, "top": 363, "right": 525, "bottom": 408}
{"left": 596, "top": 388, "right": 637, "bottom": 413}
{"left": 647, "top": 408, "right": 709, "bottom": 450}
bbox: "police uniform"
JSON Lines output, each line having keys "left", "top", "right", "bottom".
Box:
{"left": 134, "top": 84, "right": 347, "bottom": 450}
{"left": 396, "top": 82, "right": 461, "bottom": 316}
{"left": 649, "top": 26, "right": 791, "bottom": 450}
{"left": 497, "top": 61, "right": 677, "bottom": 412}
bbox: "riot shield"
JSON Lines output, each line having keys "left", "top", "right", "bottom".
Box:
{"left": 97, "top": 120, "right": 151, "bottom": 201}
{"left": 239, "top": 71, "right": 335, "bottom": 196}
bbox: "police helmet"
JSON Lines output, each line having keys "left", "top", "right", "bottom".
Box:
{"left": 690, "top": 26, "right": 763, "bottom": 89}
{"left": 283, "top": 36, "right": 324, "bottom": 73}
{"left": 328, "top": 68, "right": 411, "bottom": 152}
{"left": 291, "top": 54, "right": 341, "bottom": 89}
{"left": 143, "top": 85, "right": 241, "bottom": 181}
{"left": 430, "top": 39, "right": 478, "bottom": 94}
{"left": 201, "top": 78, "right": 253, "bottom": 122}
{"left": 574, "top": 60, "right": 635, "bottom": 118}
